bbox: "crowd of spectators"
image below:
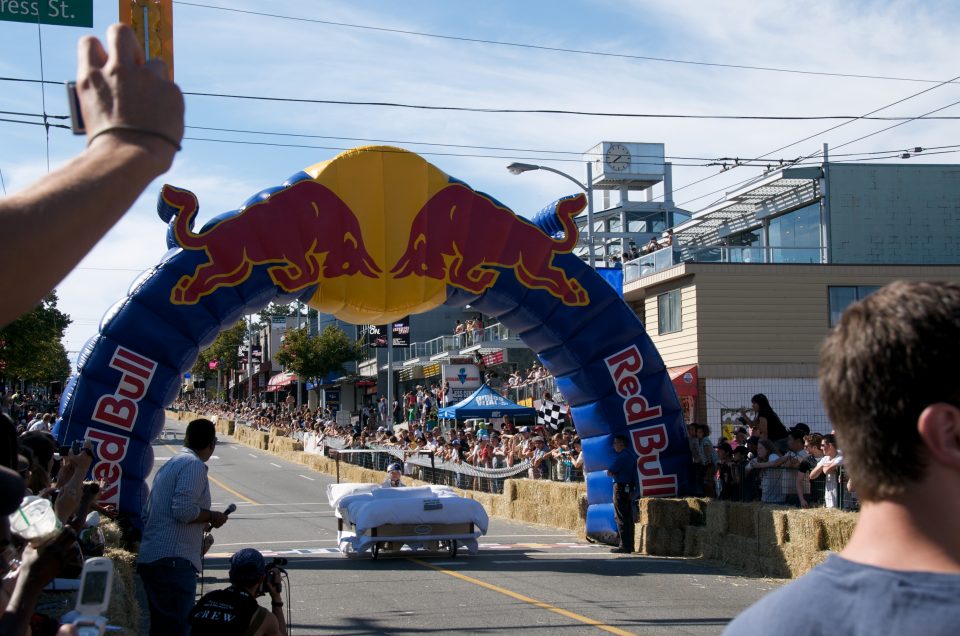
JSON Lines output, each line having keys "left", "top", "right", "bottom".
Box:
{"left": 177, "top": 394, "right": 585, "bottom": 485}
{"left": 687, "top": 393, "right": 855, "bottom": 509}
{"left": 326, "top": 420, "right": 582, "bottom": 480}
{"left": 506, "top": 363, "right": 550, "bottom": 388}
{"left": 0, "top": 402, "right": 117, "bottom": 634}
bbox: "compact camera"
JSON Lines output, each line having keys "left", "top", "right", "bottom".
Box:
{"left": 259, "top": 557, "right": 288, "bottom": 595}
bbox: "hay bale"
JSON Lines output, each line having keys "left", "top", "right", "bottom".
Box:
{"left": 641, "top": 498, "right": 691, "bottom": 529}
{"left": 718, "top": 535, "right": 763, "bottom": 575}
{"left": 810, "top": 508, "right": 858, "bottom": 551}
{"left": 683, "top": 525, "right": 703, "bottom": 557}
{"left": 705, "top": 500, "right": 729, "bottom": 534}
{"left": 782, "top": 544, "right": 830, "bottom": 578}
{"left": 757, "top": 508, "right": 790, "bottom": 556}
{"left": 510, "top": 480, "right": 582, "bottom": 531}
{"left": 104, "top": 545, "right": 140, "bottom": 633}
{"left": 788, "top": 511, "right": 827, "bottom": 552}
{"left": 698, "top": 525, "right": 722, "bottom": 560}
{"left": 685, "top": 497, "right": 708, "bottom": 526}
{"left": 100, "top": 519, "right": 123, "bottom": 546}
{"left": 641, "top": 526, "right": 685, "bottom": 556}
{"left": 726, "top": 502, "right": 760, "bottom": 538}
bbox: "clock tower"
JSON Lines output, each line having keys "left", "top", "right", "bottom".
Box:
{"left": 587, "top": 141, "right": 665, "bottom": 190}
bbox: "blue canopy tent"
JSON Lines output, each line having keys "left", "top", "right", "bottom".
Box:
{"left": 438, "top": 384, "right": 536, "bottom": 426}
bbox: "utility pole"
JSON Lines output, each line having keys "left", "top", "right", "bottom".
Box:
{"left": 296, "top": 301, "right": 302, "bottom": 408}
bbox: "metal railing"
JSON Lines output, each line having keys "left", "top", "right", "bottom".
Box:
{"left": 623, "top": 245, "right": 829, "bottom": 283}
{"left": 702, "top": 461, "right": 858, "bottom": 509}
{"left": 507, "top": 376, "right": 560, "bottom": 405}
{"left": 296, "top": 433, "right": 583, "bottom": 494}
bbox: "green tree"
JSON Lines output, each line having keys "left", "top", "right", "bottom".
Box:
{"left": 274, "top": 325, "right": 363, "bottom": 386}
{"left": 192, "top": 320, "right": 248, "bottom": 377}
{"left": 0, "top": 292, "right": 71, "bottom": 385}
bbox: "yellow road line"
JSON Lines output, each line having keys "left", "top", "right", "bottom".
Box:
{"left": 156, "top": 437, "right": 258, "bottom": 505}
{"left": 408, "top": 557, "right": 634, "bottom": 635}
{"left": 208, "top": 473, "right": 258, "bottom": 505}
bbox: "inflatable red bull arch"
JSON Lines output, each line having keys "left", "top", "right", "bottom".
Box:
{"left": 53, "top": 146, "right": 690, "bottom": 542}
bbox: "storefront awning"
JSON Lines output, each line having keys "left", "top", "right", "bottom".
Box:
{"left": 668, "top": 365, "right": 698, "bottom": 397}
{"left": 266, "top": 371, "right": 297, "bottom": 392}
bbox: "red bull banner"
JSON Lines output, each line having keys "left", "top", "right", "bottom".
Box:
{"left": 52, "top": 146, "right": 689, "bottom": 541}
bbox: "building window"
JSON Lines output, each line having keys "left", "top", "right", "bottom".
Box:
{"left": 658, "top": 290, "right": 681, "bottom": 334}
{"left": 828, "top": 285, "right": 881, "bottom": 327}
{"left": 768, "top": 203, "right": 822, "bottom": 263}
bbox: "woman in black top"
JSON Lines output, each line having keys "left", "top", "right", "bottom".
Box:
{"left": 741, "top": 393, "right": 788, "bottom": 450}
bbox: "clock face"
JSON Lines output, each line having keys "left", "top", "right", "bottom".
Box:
{"left": 605, "top": 144, "right": 631, "bottom": 172}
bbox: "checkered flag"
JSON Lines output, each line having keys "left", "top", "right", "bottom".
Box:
{"left": 536, "top": 399, "right": 568, "bottom": 431}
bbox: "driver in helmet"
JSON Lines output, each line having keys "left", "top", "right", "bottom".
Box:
{"left": 382, "top": 462, "right": 405, "bottom": 487}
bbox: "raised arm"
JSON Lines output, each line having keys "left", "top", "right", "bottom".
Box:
{"left": 0, "top": 24, "right": 183, "bottom": 326}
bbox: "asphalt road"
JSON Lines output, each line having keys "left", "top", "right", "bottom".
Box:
{"left": 149, "top": 418, "right": 782, "bottom": 635}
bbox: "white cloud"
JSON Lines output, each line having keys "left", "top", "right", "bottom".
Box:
{"left": 4, "top": 0, "right": 959, "bottom": 357}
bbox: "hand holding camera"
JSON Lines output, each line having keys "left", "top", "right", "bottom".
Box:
{"left": 259, "top": 557, "right": 288, "bottom": 598}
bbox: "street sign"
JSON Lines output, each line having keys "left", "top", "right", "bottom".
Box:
{"left": 0, "top": 1, "right": 93, "bottom": 27}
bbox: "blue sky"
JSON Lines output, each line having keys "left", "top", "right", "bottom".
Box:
{"left": 2, "top": 0, "right": 958, "bottom": 363}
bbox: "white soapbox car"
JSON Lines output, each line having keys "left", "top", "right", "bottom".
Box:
{"left": 327, "top": 483, "right": 489, "bottom": 559}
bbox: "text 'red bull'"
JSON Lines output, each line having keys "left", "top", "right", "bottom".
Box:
{"left": 88, "top": 346, "right": 156, "bottom": 504}
{"left": 390, "top": 185, "right": 589, "bottom": 306}
{"left": 605, "top": 345, "right": 677, "bottom": 496}
{"left": 163, "top": 181, "right": 381, "bottom": 305}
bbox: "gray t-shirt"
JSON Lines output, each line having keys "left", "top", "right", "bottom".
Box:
{"left": 724, "top": 554, "right": 960, "bottom": 636}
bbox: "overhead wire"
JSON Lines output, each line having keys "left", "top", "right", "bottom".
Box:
{"left": 675, "top": 73, "right": 960, "bottom": 207}
{"left": 3, "top": 76, "right": 960, "bottom": 121}
{"left": 35, "top": 19, "right": 50, "bottom": 172}
{"left": 174, "top": 1, "right": 954, "bottom": 86}
{"left": 2, "top": 108, "right": 951, "bottom": 168}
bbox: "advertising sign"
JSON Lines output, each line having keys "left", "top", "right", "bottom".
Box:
{"left": 367, "top": 317, "right": 410, "bottom": 347}
{"left": 441, "top": 363, "right": 481, "bottom": 404}
{"left": 323, "top": 388, "right": 341, "bottom": 411}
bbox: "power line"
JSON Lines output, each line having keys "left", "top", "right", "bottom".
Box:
{"left": 675, "top": 74, "right": 960, "bottom": 206}
{"left": 5, "top": 108, "right": 952, "bottom": 169}
{"left": 5, "top": 76, "right": 960, "bottom": 121}
{"left": 187, "top": 124, "right": 960, "bottom": 162}
{"left": 0, "top": 117, "right": 71, "bottom": 130}
{"left": 173, "top": 1, "right": 956, "bottom": 86}
{"left": 182, "top": 136, "right": 713, "bottom": 166}
{"left": 0, "top": 109, "right": 68, "bottom": 120}
{"left": 182, "top": 89, "right": 960, "bottom": 120}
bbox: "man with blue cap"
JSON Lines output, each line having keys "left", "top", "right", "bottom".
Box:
{"left": 382, "top": 462, "right": 405, "bottom": 487}
{"left": 188, "top": 547, "right": 285, "bottom": 635}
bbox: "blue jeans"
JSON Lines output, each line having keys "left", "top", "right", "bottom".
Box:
{"left": 137, "top": 557, "right": 198, "bottom": 636}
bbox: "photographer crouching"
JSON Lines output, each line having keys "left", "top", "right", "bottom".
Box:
{"left": 189, "top": 548, "right": 287, "bottom": 636}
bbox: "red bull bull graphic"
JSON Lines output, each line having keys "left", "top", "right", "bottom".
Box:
{"left": 162, "top": 181, "right": 381, "bottom": 305}
{"left": 391, "top": 184, "right": 589, "bottom": 306}
{"left": 52, "top": 146, "right": 689, "bottom": 542}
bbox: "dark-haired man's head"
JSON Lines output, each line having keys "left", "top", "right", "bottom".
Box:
{"left": 612, "top": 434, "right": 628, "bottom": 452}
{"left": 820, "top": 281, "right": 960, "bottom": 502}
{"left": 184, "top": 418, "right": 217, "bottom": 461}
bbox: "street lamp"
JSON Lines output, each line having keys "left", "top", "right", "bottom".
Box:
{"left": 507, "top": 162, "right": 596, "bottom": 268}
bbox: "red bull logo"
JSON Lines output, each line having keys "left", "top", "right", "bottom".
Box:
{"left": 161, "top": 147, "right": 589, "bottom": 321}
{"left": 391, "top": 184, "right": 589, "bottom": 306}
{"left": 163, "top": 181, "right": 381, "bottom": 305}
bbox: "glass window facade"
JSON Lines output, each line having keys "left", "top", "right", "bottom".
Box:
{"left": 768, "top": 203, "right": 822, "bottom": 263}
{"left": 828, "top": 285, "right": 881, "bottom": 327}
